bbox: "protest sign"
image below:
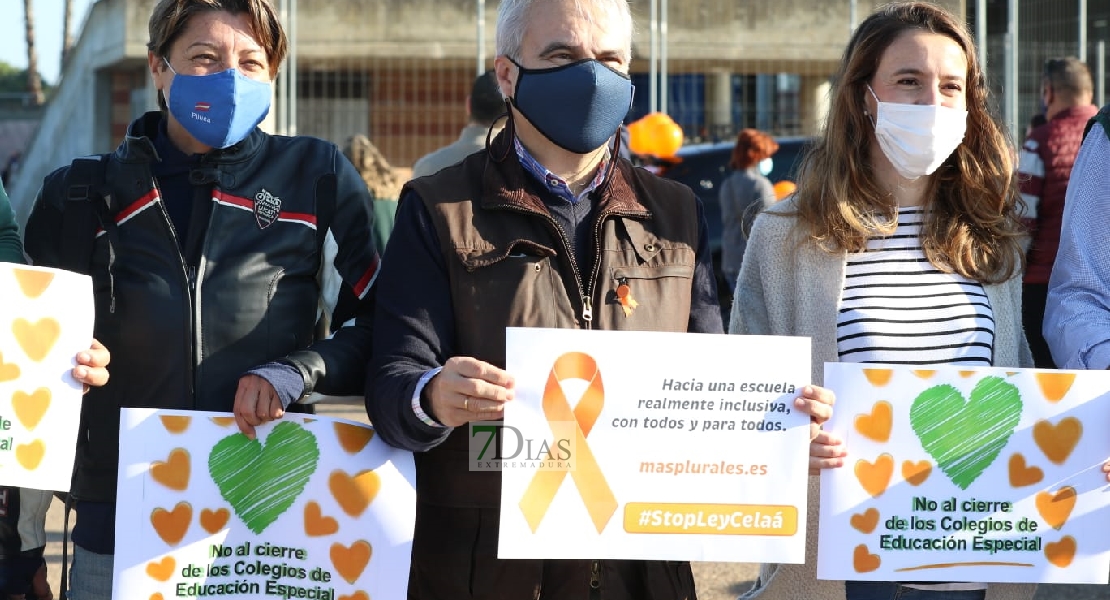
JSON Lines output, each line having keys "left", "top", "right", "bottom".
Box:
{"left": 498, "top": 327, "right": 812, "bottom": 563}
{"left": 115, "top": 409, "right": 416, "bottom": 600}
{"left": 0, "top": 263, "right": 91, "bottom": 490}
{"left": 819, "top": 364, "right": 1110, "bottom": 583}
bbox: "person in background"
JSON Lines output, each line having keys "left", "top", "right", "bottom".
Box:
{"left": 730, "top": 3, "right": 1034, "bottom": 600}
{"left": 719, "top": 128, "right": 778, "bottom": 293}
{"left": 365, "top": 0, "right": 843, "bottom": 597}
{"left": 1016, "top": 56, "right": 1096, "bottom": 368}
{"left": 410, "top": 70, "right": 504, "bottom": 179}
{"left": 0, "top": 186, "right": 109, "bottom": 600}
{"left": 343, "top": 134, "right": 402, "bottom": 255}
{"left": 22, "top": 1, "right": 379, "bottom": 598}
{"left": 1044, "top": 85, "right": 1110, "bottom": 374}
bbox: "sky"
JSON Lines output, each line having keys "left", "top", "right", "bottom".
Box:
{"left": 0, "top": 0, "right": 97, "bottom": 85}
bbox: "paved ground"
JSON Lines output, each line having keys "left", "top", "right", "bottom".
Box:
{"left": 38, "top": 401, "right": 1106, "bottom": 599}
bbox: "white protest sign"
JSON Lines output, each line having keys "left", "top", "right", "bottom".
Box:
{"left": 0, "top": 263, "right": 91, "bottom": 491}
{"left": 498, "top": 327, "right": 812, "bottom": 562}
{"left": 115, "top": 409, "right": 416, "bottom": 600}
{"left": 819, "top": 364, "right": 1110, "bottom": 584}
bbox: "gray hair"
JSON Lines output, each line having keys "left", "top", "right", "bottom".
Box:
{"left": 495, "top": 0, "right": 633, "bottom": 62}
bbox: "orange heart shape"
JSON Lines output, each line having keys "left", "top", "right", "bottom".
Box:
{"left": 150, "top": 448, "right": 190, "bottom": 491}
{"left": 151, "top": 502, "right": 192, "bottom": 545}
{"left": 911, "top": 370, "right": 936, "bottom": 379}
{"left": 901, "top": 460, "right": 931, "bottom": 486}
{"left": 12, "top": 268, "right": 54, "bottom": 298}
{"left": 151, "top": 594, "right": 165, "bottom": 600}
{"left": 1033, "top": 418, "right": 1082, "bottom": 465}
{"left": 1036, "top": 487, "right": 1077, "bottom": 530}
{"left": 338, "top": 593, "right": 368, "bottom": 600}
{"left": 0, "top": 353, "right": 19, "bottom": 383}
{"left": 16, "top": 440, "right": 44, "bottom": 470}
{"left": 159, "top": 415, "right": 192, "bottom": 434}
{"left": 210, "top": 417, "right": 235, "bottom": 427}
{"left": 12, "top": 318, "right": 60, "bottom": 362}
{"left": 862, "top": 369, "right": 893, "bottom": 386}
{"left": 1008, "top": 453, "right": 1044, "bottom": 488}
{"left": 854, "top": 454, "right": 894, "bottom": 498}
{"left": 12, "top": 388, "right": 50, "bottom": 431}
{"left": 334, "top": 422, "right": 375, "bottom": 454}
{"left": 1035, "top": 372, "right": 1076, "bottom": 403}
{"left": 305, "top": 501, "right": 339, "bottom": 537}
{"left": 330, "top": 469, "right": 381, "bottom": 517}
{"left": 331, "top": 540, "right": 372, "bottom": 584}
{"left": 850, "top": 508, "right": 880, "bottom": 534}
{"left": 854, "top": 401, "right": 892, "bottom": 443}
{"left": 853, "top": 544, "right": 881, "bottom": 573}
{"left": 1045, "top": 536, "right": 1076, "bottom": 568}
{"left": 200, "top": 508, "right": 230, "bottom": 534}
{"left": 145, "top": 556, "right": 176, "bottom": 582}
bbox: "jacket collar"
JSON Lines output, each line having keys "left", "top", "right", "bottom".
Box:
{"left": 478, "top": 127, "right": 651, "bottom": 218}
{"left": 115, "top": 111, "right": 265, "bottom": 165}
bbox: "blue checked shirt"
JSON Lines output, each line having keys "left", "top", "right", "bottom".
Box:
{"left": 513, "top": 137, "right": 608, "bottom": 204}
{"left": 1045, "top": 120, "right": 1110, "bottom": 369}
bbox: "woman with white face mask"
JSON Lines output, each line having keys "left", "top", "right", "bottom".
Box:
{"left": 728, "top": 3, "right": 1036, "bottom": 600}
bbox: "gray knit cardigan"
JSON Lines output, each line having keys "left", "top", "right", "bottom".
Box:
{"left": 728, "top": 198, "right": 1036, "bottom": 600}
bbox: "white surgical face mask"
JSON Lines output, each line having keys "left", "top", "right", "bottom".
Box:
{"left": 867, "top": 85, "right": 967, "bottom": 180}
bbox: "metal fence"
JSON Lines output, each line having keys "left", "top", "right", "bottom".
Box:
{"left": 269, "top": 0, "right": 1104, "bottom": 169}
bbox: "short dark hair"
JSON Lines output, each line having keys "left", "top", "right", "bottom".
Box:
{"left": 1043, "top": 56, "right": 1092, "bottom": 100}
{"left": 469, "top": 70, "right": 504, "bottom": 126}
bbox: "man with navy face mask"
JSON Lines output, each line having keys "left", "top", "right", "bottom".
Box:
{"left": 368, "top": 0, "right": 838, "bottom": 597}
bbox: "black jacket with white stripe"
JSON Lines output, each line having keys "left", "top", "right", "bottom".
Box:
{"left": 23, "top": 112, "right": 379, "bottom": 503}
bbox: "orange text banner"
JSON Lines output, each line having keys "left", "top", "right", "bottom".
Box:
{"left": 818, "top": 363, "right": 1110, "bottom": 584}
{"left": 498, "top": 327, "right": 812, "bottom": 563}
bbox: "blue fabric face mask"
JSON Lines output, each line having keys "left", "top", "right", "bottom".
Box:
{"left": 509, "top": 58, "right": 634, "bottom": 154}
{"left": 164, "top": 59, "right": 272, "bottom": 149}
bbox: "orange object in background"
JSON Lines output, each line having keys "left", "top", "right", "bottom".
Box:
{"left": 627, "top": 112, "right": 684, "bottom": 158}
{"left": 773, "top": 180, "right": 796, "bottom": 201}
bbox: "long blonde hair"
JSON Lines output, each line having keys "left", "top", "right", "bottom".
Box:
{"left": 793, "top": 1, "right": 1024, "bottom": 284}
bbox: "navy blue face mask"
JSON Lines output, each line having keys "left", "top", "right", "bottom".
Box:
{"left": 164, "top": 58, "right": 272, "bottom": 149}
{"left": 509, "top": 58, "right": 634, "bottom": 154}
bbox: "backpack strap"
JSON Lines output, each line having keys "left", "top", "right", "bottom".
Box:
{"left": 59, "top": 156, "right": 109, "bottom": 275}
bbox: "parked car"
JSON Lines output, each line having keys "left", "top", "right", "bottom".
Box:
{"left": 649, "top": 136, "right": 815, "bottom": 318}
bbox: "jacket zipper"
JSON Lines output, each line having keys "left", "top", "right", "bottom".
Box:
{"left": 500, "top": 204, "right": 640, "bottom": 329}
{"left": 150, "top": 178, "right": 198, "bottom": 406}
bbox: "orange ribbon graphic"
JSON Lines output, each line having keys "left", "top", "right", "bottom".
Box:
{"left": 520, "top": 352, "right": 618, "bottom": 534}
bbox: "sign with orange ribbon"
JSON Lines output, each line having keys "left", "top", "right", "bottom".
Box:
{"left": 114, "top": 408, "right": 416, "bottom": 600}
{"left": 499, "top": 327, "right": 813, "bottom": 562}
{"left": 819, "top": 363, "right": 1110, "bottom": 584}
{"left": 0, "top": 263, "right": 91, "bottom": 491}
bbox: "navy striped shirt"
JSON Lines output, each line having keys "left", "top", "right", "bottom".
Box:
{"left": 837, "top": 208, "right": 994, "bottom": 366}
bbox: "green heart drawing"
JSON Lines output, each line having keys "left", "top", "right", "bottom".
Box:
{"left": 910, "top": 376, "right": 1022, "bottom": 490}
{"left": 208, "top": 421, "right": 320, "bottom": 534}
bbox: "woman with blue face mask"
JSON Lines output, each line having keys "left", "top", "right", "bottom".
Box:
{"left": 22, "top": 2, "right": 382, "bottom": 599}
{"left": 729, "top": 3, "right": 1036, "bottom": 600}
